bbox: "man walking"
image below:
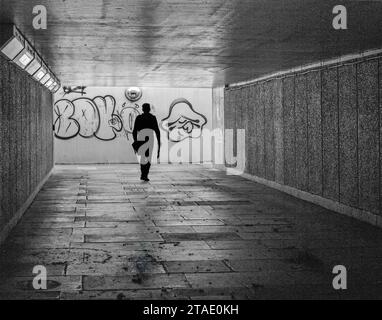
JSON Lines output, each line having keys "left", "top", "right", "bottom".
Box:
{"left": 132, "top": 103, "right": 161, "bottom": 181}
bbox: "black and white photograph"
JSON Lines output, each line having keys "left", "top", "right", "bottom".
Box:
{"left": 0, "top": 0, "right": 381, "bottom": 307}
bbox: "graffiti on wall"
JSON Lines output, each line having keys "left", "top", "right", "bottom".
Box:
{"left": 62, "top": 86, "right": 87, "bottom": 96}
{"left": 116, "top": 102, "right": 141, "bottom": 140}
{"left": 54, "top": 93, "right": 207, "bottom": 143}
{"left": 161, "top": 98, "right": 207, "bottom": 142}
{"left": 54, "top": 95, "right": 123, "bottom": 141}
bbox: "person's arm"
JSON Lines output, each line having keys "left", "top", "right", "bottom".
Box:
{"left": 132, "top": 116, "right": 139, "bottom": 141}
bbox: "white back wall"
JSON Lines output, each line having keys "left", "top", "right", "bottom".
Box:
{"left": 54, "top": 87, "right": 212, "bottom": 164}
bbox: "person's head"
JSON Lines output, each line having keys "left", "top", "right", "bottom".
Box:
{"left": 142, "top": 103, "right": 151, "bottom": 113}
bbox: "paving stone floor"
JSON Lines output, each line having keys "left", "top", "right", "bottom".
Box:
{"left": 0, "top": 164, "right": 381, "bottom": 299}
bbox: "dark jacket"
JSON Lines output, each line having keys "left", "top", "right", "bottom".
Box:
{"left": 133, "top": 112, "right": 161, "bottom": 145}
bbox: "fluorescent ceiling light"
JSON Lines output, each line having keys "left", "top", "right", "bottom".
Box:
{"left": 26, "top": 55, "right": 42, "bottom": 75}
{"left": 0, "top": 25, "right": 25, "bottom": 60}
{"left": 34, "top": 67, "right": 46, "bottom": 81}
{"left": 49, "top": 81, "right": 57, "bottom": 90}
{"left": 45, "top": 79, "right": 54, "bottom": 87}
{"left": 1, "top": 24, "right": 61, "bottom": 90}
{"left": 19, "top": 53, "right": 32, "bottom": 66}
{"left": 40, "top": 72, "right": 51, "bottom": 85}
{"left": 52, "top": 83, "right": 61, "bottom": 93}
{"left": 13, "top": 40, "right": 34, "bottom": 69}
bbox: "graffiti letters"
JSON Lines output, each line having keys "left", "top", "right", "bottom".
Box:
{"left": 161, "top": 98, "right": 207, "bottom": 142}
{"left": 54, "top": 100, "right": 80, "bottom": 140}
{"left": 117, "top": 102, "right": 141, "bottom": 139}
{"left": 54, "top": 96, "right": 123, "bottom": 141}
{"left": 62, "top": 86, "right": 87, "bottom": 96}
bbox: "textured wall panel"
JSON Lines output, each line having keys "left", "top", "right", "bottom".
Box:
{"left": 237, "top": 88, "right": 244, "bottom": 130}
{"left": 295, "top": 74, "right": 309, "bottom": 191}
{"left": 224, "top": 90, "right": 235, "bottom": 167}
{"left": 224, "top": 55, "right": 382, "bottom": 219}
{"left": 246, "top": 85, "right": 256, "bottom": 175}
{"left": 8, "top": 68, "right": 17, "bottom": 216}
{"left": 256, "top": 84, "right": 266, "bottom": 178}
{"left": 212, "top": 87, "right": 225, "bottom": 167}
{"left": 0, "top": 58, "right": 3, "bottom": 225}
{"left": 306, "top": 70, "right": 322, "bottom": 195}
{"left": 251, "top": 85, "right": 261, "bottom": 176}
{"left": 27, "top": 80, "right": 32, "bottom": 197}
{"left": 15, "top": 68, "right": 23, "bottom": 209}
{"left": 358, "top": 60, "right": 379, "bottom": 213}
{"left": 0, "top": 55, "right": 53, "bottom": 236}
{"left": 282, "top": 76, "right": 296, "bottom": 188}
{"left": 380, "top": 58, "right": 382, "bottom": 217}
{"left": 21, "top": 76, "right": 28, "bottom": 205}
{"left": 2, "top": 61, "right": 11, "bottom": 221}
{"left": 322, "top": 68, "right": 339, "bottom": 201}
{"left": 338, "top": 64, "right": 358, "bottom": 207}
{"left": 264, "top": 81, "right": 275, "bottom": 181}
{"left": 273, "top": 79, "right": 284, "bottom": 184}
{"left": 232, "top": 90, "right": 238, "bottom": 158}
{"left": 241, "top": 86, "right": 250, "bottom": 173}
{"left": 236, "top": 88, "right": 245, "bottom": 171}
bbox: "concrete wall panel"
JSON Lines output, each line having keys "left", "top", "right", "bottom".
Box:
{"left": 0, "top": 58, "right": 3, "bottom": 225}
{"left": 380, "top": 58, "right": 382, "bottom": 217}
{"left": 224, "top": 89, "right": 234, "bottom": 167}
{"left": 252, "top": 85, "right": 261, "bottom": 176}
{"left": 322, "top": 68, "right": 339, "bottom": 201}
{"left": 338, "top": 64, "right": 358, "bottom": 207}
{"left": 295, "top": 74, "right": 309, "bottom": 191}
{"left": 282, "top": 76, "right": 296, "bottom": 188}
{"left": 0, "top": 55, "right": 53, "bottom": 238}
{"left": 306, "top": 70, "right": 322, "bottom": 195}
{"left": 241, "top": 86, "right": 250, "bottom": 173}
{"left": 256, "top": 84, "right": 266, "bottom": 178}
{"left": 1, "top": 61, "right": 11, "bottom": 221}
{"left": 264, "top": 81, "right": 275, "bottom": 181}
{"left": 222, "top": 52, "right": 382, "bottom": 220}
{"left": 247, "top": 86, "right": 257, "bottom": 175}
{"left": 273, "top": 79, "right": 284, "bottom": 184}
{"left": 358, "top": 60, "right": 379, "bottom": 213}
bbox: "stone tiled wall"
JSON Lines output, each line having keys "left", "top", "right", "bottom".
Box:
{"left": 222, "top": 55, "right": 382, "bottom": 221}
{"left": 0, "top": 55, "right": 54, "bottom": 240}
{"left": 212, "top": 87, "right": 224, "bottom": 169}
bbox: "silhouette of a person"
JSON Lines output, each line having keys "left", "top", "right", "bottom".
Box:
{"left": 132, "top": 103, "right": 161, "bottom": 181}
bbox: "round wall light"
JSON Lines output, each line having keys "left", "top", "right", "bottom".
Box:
{"left": 125, "top": 87, "right": 142, "bottom": 102}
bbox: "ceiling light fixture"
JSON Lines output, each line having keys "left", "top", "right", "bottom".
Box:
{"left": 45, "top": 78, "right": 54, "bottom": 88}
{"left": 0, "top": 25, "right": 24, "bottom": 60}
{"left": 1, "top": 24, "right": 60, "bottom": 92}
{"left": 13, "top": 40, "right": 34, "bottom": 69}
{"left": 48, "top": 79, "right": 57, "bottom": 90}
{"left": 52, "top": 82, "right": 61, "bottom": 93}
{"left": 40, "top": 71, "right": 51, "bottom": 85}
{"left": 26, "top": 54, "right": 42, "bottom": 75}
{"left": 33, "top": 65, "right": 47, "bottom": 81}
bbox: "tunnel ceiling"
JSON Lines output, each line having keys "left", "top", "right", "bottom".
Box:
{"left": 1, "top": 0, "right": 382, "bottom": 88}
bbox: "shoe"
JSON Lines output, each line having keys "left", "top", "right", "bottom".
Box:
{"left": 142, "top": 177, "right": 150, "bottom": 182}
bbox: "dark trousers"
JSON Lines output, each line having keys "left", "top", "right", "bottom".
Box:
{"left": 140, "top": 162, "right": 151, "bottom": 179}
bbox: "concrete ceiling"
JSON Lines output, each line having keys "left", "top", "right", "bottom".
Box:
{"left": 1, "top": 0, "right": 382, "bottom": 88}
